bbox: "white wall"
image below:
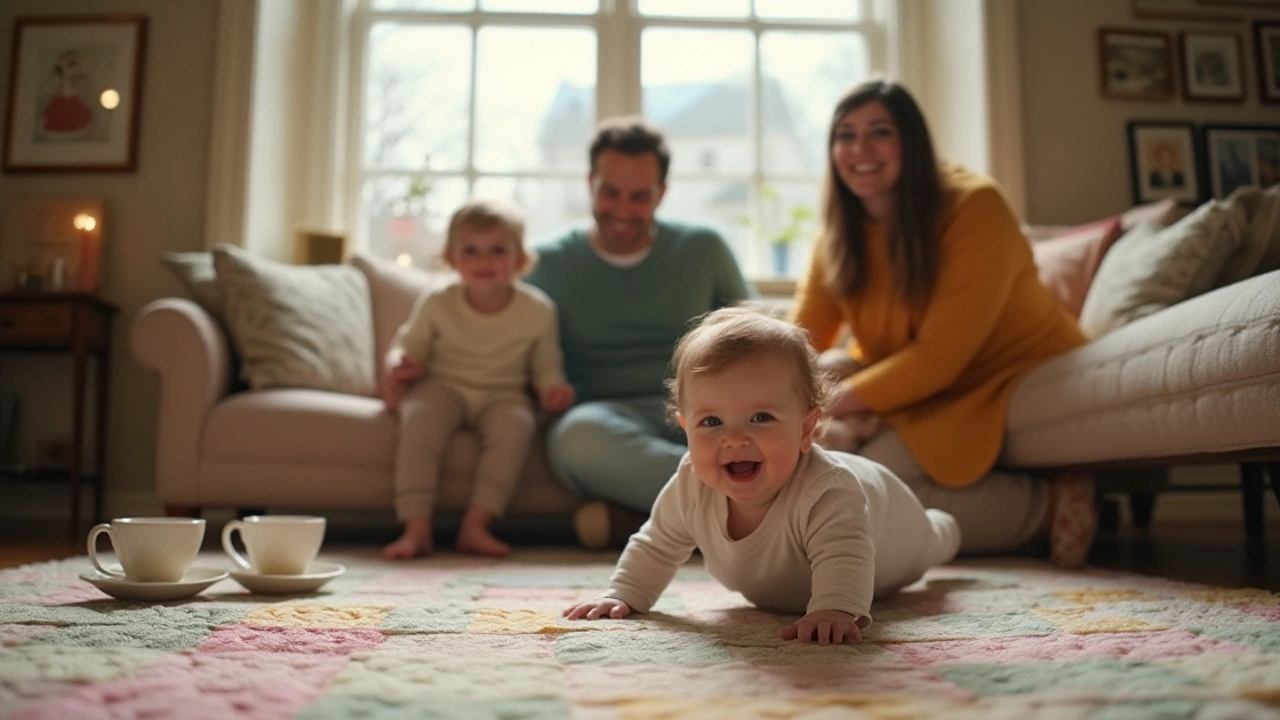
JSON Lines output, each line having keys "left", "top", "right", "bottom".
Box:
{"left": 1018, "top": 0, "right": 1280, "bottom": 224}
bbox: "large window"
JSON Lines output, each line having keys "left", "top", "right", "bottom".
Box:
{"left": 351, "top": 0, "right": 879, "bottom": 281}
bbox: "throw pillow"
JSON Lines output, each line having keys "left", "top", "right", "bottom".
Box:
{"left": 1030, "top": 218, "right": 1124, "bottom": 317}
{"left": 1078, "top": 196, "right": 1252, "bottom": 338}
{"left": 160, "top": 251, "right": 226, "bottom": 324}
{"left": 212, "top": 245, "right": 377, "bottom": 396}
{"left": 1119, "top": 196, "right": 1186, "bottom": 231}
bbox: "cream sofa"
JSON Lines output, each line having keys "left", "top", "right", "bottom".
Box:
{"left": 132, "top": 248, "right": 1280, "bottom": 533}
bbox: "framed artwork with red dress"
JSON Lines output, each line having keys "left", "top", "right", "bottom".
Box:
{"left": 2, "top": 15, "right": 148, "bottom": 173}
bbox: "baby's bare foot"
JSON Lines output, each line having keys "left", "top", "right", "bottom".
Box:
{"left": 382, "top": 529, "right": 433, "bottom": 560}
{"left": 456, "top": 526, "right": 510, "bottom": 557}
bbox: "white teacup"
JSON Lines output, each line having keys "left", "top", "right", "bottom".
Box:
{"left": 221, "top": 515, "right": 326, "bottom": 575}
{"left": 87, "top": 517, "right": 207, "bottom": 583}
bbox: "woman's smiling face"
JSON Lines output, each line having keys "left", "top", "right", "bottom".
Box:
{"left": 830, "top": 99, "right": 902, "bottom": 221}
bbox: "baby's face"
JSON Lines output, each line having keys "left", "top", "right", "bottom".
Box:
{"left": 678, "top": 352, "right": 819, "bottom": 512}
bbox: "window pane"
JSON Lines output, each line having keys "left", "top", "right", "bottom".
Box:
{"left": 475, "top": 27, "right": 596, "bottom": 173}
{"left": 474, "top": 176, "right": 590, "bottom": 245}
{"left": 480, "top": 0, "right": 597, "bottom": 12}
{"left": 760, "top": 31, "right": 866, "bottom": 174}
{"left": 363, "top": 175, "right": 469, "bottom": 267}
{"left": 365, "top": 24, "right": 471, "bottom": 171}
{"left": 742, "top": 181, "right": 821, "bottom": 278}
{"left": 642, "top": 29, "right": 754, "bottom": 175}
{"left": 754, "top": 0, "right": 859, "bottom": 21}
{"left": 372, "top": 0, "right": 474, "bottom": 12}
{"left": 657, "top": 177, "right": 747, "bottom": 252}
{"left": 638, "top": 0, "right": 747, "bottom": 18}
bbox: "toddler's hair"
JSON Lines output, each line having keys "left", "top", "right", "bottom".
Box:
{"left": 665, "top": 304, "right": 833, "bottom": 422}
{"left": 443, "top": 198, "right": 526, "bottom": 260}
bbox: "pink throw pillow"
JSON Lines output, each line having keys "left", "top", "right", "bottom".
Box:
{"left": 1031, "top": 217, "right": 1124, "bottom": 318}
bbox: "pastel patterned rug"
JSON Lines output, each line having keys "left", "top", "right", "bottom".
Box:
{"left": 2, "top": 548, "right": 1280, "bottom": 719}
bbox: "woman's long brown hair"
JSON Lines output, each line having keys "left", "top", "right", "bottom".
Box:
{"left": 819, "top": 80, "right": 943, "bottom": 306}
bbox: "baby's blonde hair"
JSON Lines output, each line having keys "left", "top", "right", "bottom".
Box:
{"left": 665, "top": 305, "right": 833, "bottom": 422}
{"left": 442, "top": 198, "right": 527, "bottom": 264}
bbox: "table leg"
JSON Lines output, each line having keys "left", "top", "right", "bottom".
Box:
{"left": 93, "top": 327, "right": 111, "bottom": 526}
{"left": 70, "top": 342, "right": 87, "bottom": 540}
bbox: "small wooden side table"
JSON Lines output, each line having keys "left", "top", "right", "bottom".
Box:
{"left": 0, "top": 293, "right": 118, "bottom": 535}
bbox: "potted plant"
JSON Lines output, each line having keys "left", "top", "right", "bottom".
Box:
{"left": 741, "top": 185, "right": 814, "bottom": 276}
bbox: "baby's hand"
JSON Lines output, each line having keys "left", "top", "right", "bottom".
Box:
{"left": 382, "top": 354, "right": 423, "bottom": 411}
{"left": 540, "top": 383, "right": 575, "bottom": 414}
{"left": 780, "top": 609, "right": 864, "bottom": 645}
{"left": 563, "top": 597, "right": 632, "bottom": 621}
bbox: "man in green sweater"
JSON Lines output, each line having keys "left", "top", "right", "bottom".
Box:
{"left": 524, "top": 115, "right": 754, "bottom": 549}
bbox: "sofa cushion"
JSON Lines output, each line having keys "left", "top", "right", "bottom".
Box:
{"left": 199, "top": 388, "right": 578, "bottom": 513}
{"left": 1004, "top": 269, "right": 1280, "bottom": 468}
{"left": 213, "top": 245, "right": 377, "bottom": 396}
{"left": 1030, "top": 218, "right": 1124, "bottom": 318}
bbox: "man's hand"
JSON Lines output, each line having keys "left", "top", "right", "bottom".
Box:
{"left": 540, "top": 383, "right": 576, "bottom": 414}
{"left": 780, "top": 609, "right": 864, "bottom": 645}
{"left": 382, "top": 352, "right": 423, "bottom": 411}
{"left": 563, "top": 597, "right": 632, "bottom": 621}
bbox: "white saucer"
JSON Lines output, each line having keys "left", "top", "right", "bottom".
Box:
{"left": 228, "top": 561, "right": 345, "bottom": 595}
{"left": 80, "top": 566, "right": 229, "bottom": 602}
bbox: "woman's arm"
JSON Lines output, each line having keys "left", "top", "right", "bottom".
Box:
{"left": 849, "top": 185, "right": 1024, "bottom": 414}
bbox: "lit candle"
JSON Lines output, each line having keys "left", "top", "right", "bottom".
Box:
{"left": 73, "top": 213, "right": 98, "bottom": 292}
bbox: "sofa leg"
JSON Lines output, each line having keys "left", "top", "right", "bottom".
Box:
{"left": 1242, "top": 462, "right": 1266, "bottom": 542}
{"left": 1269, "top": 463, "right": 1280, "bottom": 508}
{"left": 1128, "top": 493, "right": 1157, "bottom": 529}
{"left": 164, "top": 504, "right": 202, "bottom": 518}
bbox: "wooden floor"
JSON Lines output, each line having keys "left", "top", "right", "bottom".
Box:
{"left": 4, "top": 514, "right": 1280, "bottom": 591}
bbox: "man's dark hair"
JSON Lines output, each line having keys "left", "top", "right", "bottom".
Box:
{"left": 589, "top": 115, "right": 671, "bottom": 184}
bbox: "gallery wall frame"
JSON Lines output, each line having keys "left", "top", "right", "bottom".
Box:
{"left": 1098, "top": 28, "right": 1176, "bottom": 100}
{"left": 1127, "top": 121, "right": 1204, "bottom": 205}
{"left": 1200, "top": 123, "right": 1280, "bottom": 199}
{"left": 2, "top": 15, "right": 148, "bottom": 173}
{"left": 1180, "top": 31, "right": 1246, "bottom": 101}
{"left": 1257, "top": 20, "right": 1280, "bottom": 103}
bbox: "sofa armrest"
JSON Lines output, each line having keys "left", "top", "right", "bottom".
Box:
{"left": 131, "top": 298, "right": 234, "bottom": 505}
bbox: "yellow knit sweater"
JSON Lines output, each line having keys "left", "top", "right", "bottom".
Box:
{"left": 790, "top": 165, "right": 1086, "bottom": 487}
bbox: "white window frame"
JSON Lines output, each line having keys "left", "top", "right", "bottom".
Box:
{"left": 341, "top": 0, "right": 889, "bottom": 284}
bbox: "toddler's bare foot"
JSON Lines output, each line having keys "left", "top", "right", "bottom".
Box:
{"left": 456, "top": 525, "right": 510, "bottom": 557}
{"left": 382, "top": 517, "right": 433, "bottom": 559}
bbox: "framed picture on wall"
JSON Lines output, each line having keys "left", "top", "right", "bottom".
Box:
{"left": 1257, "top": 21, "right": 1280, "bottom": 104}
{"left": 1127, "top": 121, "right": 1203, "bottom": 205}
{"left": 1098, "top": 29, "right": 1176, "bottom": 100}
{"left": 2, "top": 15, "right": 148, "bottom": 173}
{"left": 1180, "top": 32, "right": 1245, "bottom": 102}
{"left": 1201, "top": 124, "right": 1280, "bottom": 199}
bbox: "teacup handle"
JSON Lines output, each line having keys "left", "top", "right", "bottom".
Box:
{"left": 87, "top": 523, "right": 125, "bottom": 578}
{"left": 221, "top": 520, "right": 253, "bottom": 570}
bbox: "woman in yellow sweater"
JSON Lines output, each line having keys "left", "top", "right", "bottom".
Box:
{"left": 790, "top": 79, "right": 1095, "bottom": 567}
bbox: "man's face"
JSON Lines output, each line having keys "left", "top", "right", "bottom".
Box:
{"left": 588, "top": 149, "right": 666, "bottom": 255}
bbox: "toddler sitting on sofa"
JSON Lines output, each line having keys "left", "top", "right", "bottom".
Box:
{"left": 382, "top": 198, "right": 575, "bottom": 558}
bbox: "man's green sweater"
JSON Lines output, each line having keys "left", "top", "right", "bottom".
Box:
{"left": 525, "top": 220, "right": 753, "bottom": 402}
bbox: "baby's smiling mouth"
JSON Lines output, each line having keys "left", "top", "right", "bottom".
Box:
{"left": 724, "top": 461, "right": 760, "bottom": 481}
